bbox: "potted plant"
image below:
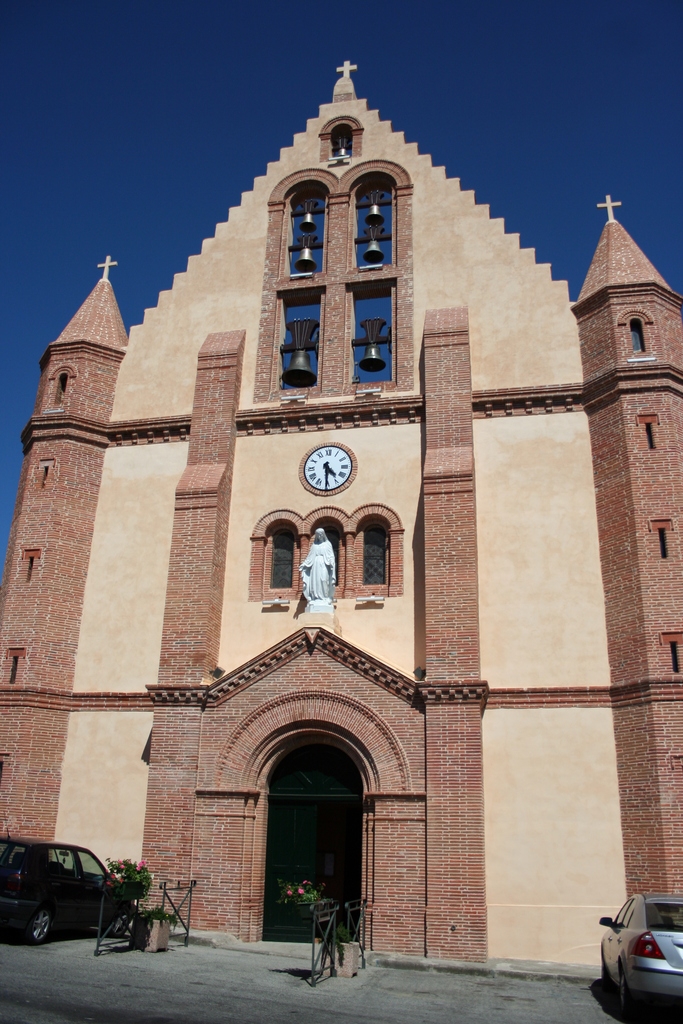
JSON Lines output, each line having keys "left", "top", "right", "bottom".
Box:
{"left": 105, "top": 858, "right": 153, "bottom": 902}
{"left": 335, "top": 923, "right": 360, "bottom": 978}
{"left": 133, "top": 906, "right": 178, "bottom": 952}
{"left": 277, "top": 878, "right": 326, "bottom": 918}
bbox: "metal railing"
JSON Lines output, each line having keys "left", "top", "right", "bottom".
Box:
{"left": 345, "top": 897, "right": 367, "bottom": 969}
{"left": 94, "top": 880, "right": 144, "bottom": 956}
{"left": 308, "top": 899, "right": 338, "bottom": 987}
{"left": 160, "top": 879, "right": 196, "bottom": 947}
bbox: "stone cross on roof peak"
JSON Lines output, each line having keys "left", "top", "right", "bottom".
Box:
{"left": 336, "top": 60, "right": 357, "bottom": 79}
{"left": 597, "top": 195, "right": 622, "bottom": 223}
{"left": 333, "top": 61, "right": 357, "bottom": 102}
{"left": 97, "top": 255, "right": 118, "bottom": 282}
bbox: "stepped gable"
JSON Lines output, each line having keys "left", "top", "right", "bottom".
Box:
{"left": 54, "top": 278, "right": 128, "bottom": 349}
{"left": 578, "top": 220, "right": 670, "bottom": 302}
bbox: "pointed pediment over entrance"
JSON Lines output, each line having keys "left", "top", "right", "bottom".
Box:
{"left": 207, "top": 627, "right": 417, "bottom": 706}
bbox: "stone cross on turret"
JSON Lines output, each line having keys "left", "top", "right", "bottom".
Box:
{"left": 597, "top": 195, "right": 622, "bottom": 223}
{"left": 97, "top": 255, "right": 118, "bottom": 281}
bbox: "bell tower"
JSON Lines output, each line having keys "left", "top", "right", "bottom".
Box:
{"left": 573, "top": 202, "right": 683, "bottom": 892}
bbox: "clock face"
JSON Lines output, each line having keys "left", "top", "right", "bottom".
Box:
{"left": 302, "top": 445, "right": 355, "bottom": 493}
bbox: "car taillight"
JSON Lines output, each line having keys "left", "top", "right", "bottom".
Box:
{"left": 5, "top": 873, "right": 22, "bottom": 892}
{"left": 633, "top": 932, "right": 665, "bottom": 959}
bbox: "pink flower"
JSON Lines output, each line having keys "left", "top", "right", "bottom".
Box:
{"left": 298, "top": 888, "right": 304, "bottom": 895}
{"left": 286, "top": 889, "right": 292, "bottom": 896}
{"left": 302, "top": 880, "right": 309, "bottom": 885}
{"left": 137, "top": 861, "right": 146, "bottom": 870}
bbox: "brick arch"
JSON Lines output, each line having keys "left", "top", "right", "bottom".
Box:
{"left": 302, "top": 506, "right": 351, "bottom": 534}
{"left": 319, "top": 115, "right": 364, "bottom": 135}
{"left": 251, "top": 509, "right": 305, "bottom": 539}
{"left": 339, "top": 159, "right": 412, "bottom": 192}
{"left": 349, "top": 503, "right": 403, "bottom": 533}
{"left": 269, "top": 168, "right": 340, "bottom": 205}
{"left": 616, "top": 307, "right": 655, "bottom": 327}
{"left": 215, "top": 688, "right": 411, "bottom": 793}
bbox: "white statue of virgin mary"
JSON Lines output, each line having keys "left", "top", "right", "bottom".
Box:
{"left": 299, "top": 528, "right": 336, "bottom": 612}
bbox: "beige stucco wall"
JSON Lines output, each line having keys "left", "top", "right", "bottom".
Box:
{"left": 219, "top": 423, "right": 422, "bottom": 675}
{"left": 55, "top": 711, "right": 153, "bottom": 863}
{"left": 475, "top": 412, "right": 610, "bottom": 689}
{"left": 111, "top": 93, "right": 581, "bottom": 424}
{"left": 484, "top": 707, "right": 626, "bottom": 965}
{"left": 74, "top": 443, "right": 188, "bottom": 692}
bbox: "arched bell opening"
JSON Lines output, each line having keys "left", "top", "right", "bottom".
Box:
{"left": 262, "top": 742, "right": 364, "bottom": 942}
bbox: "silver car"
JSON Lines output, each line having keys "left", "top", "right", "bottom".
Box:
{"left": 600, "top": 894, "right": 683, "bottom": 1018}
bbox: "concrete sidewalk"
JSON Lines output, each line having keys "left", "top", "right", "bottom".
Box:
{"left": 188, "top": 929, "right": 598, "bottom": 985}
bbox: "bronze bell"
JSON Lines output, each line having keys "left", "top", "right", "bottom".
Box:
{"left": 299, "top": 206, "right": 317, "bottom": 232}
{"left": 295, "top": 234, "right": 317, "bottom": 273}
{"left": 358, "top": 317, "right": 387, "bottom": 372}
{"left": 359, "top": 343, "right": 386, "bottom": 372}
{"left": 365, "top": 204, "right": 384, "bottom": 227}
{"left": 363, "top": 237, "right": 384, "bottom": 264}
{"left": 282, "top": 349, "right": 316, "bottom": 388}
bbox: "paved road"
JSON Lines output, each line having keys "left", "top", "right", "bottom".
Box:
{"left": 0, "top": 930, "right": 678, "bottom": 1024}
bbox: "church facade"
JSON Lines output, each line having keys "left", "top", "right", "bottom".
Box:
{"left": 1, "top": 69, "right": 682, "bottom": 965}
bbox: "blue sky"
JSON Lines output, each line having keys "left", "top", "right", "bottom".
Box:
{"left": 1, "top": 0, "right": 681, "bottom": 553}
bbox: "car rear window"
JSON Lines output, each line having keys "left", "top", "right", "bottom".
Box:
{"left": 0, "top": 842, "right": 28, "bottom": 869}
{"left": 646, "top": 902, "right": 683, "bottom": 932}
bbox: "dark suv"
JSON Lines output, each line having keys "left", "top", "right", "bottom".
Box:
{"left": 0, "top": 837, "right": 119, "bottom": 944}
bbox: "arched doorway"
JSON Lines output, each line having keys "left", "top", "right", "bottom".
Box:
{"left": 262, "top": 744, "right": 363, "bottom": 941}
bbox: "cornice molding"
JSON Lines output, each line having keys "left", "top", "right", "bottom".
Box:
{"left": 22, "top": 413, "right": 191, "bottom": 454}
{"left": 418, "top": 681, "right": 488, "bottom": 708}
{"left": 582, "top": 363, "right": 683, "bottom": 413}
{"left": 236, "top": 395, "right": 423, "bottom": 437}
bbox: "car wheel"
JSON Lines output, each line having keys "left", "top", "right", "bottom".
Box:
{"left": 619, "top": 963, "right": 640, "bottom": 1021}
{"left": 109, "top": 907, "right": 130, "bottom": 938}
{"left": 24, "top": 906, "right": 52, "bottom": 945}
{"left": 601, "top": 951, "right": 617, "bottom": 992}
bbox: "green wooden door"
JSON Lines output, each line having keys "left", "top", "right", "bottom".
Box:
{"left": 262, "top": 802, "right": 317, "bottom": 941}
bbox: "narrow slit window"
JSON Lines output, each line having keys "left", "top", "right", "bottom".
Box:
{"left": 26, "top": 556, "right": 35, "bottom": 581}
{"left": 56, "top": 373, "right": 68, "bottom": 404}
{"left": 271, "top": 530, "right": 295, "bottom": 589}
{"left": 671, "top": 641, "right": 680, "bottom": 673}
{"left": 646, "top": 423, "right": 655, "bottom": 449}
{"left": 658, "top": 528, "right": 668, "bottom": 559}
{"left": 40, "top": 459, "right": 55, "bottom": 487}
{"left": 9, "top": 656, "right": 18, "bottom": 685}
{"left": 630, "top": 319, "right": 645, "bottom": 353}
{"left": 363, "top": 526, "right": 386, "bottom": 586}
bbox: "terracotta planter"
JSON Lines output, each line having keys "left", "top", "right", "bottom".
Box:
{"left": 133, "top": 918, "right": 171, "bottom": 952}
{"left": 337, "top": 941, "right": 360, "bottom": 977}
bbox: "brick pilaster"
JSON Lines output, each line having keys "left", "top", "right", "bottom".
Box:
{"left": 145, "top": 331, "right": 244, "bottom": 884}
{"left": 157, "top": 331, "right": 245, "bottom": 688}
{"left": 421, "top": 307, "right": 487, "bottom": 960}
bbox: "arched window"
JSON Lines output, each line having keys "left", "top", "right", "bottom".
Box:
{"left": 630, "top": 319, "right": 645, "bottom": 353}
{"left": 325, "top": 528, "right": 340, "bottom": 573}
{"left": 289, "top": 195, "right": 325, "bottom": 276}
{"left": 271, "top": 530, "right": 295, "bottom": 589}
{"left": 363, "top": 526, "right": 386, "bottom": 586}
{"left": 355, "top": 187, "right": 393, "bottom": 266}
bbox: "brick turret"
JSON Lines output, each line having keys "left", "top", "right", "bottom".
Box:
{"left": 573, "top": 219, "right": 683, "bottom": 892}
{"left": 0, "top": 278, "right": 127, "bottom": 836}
